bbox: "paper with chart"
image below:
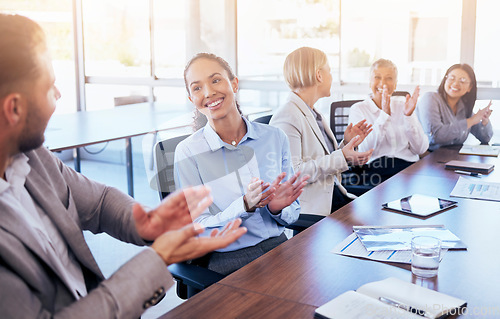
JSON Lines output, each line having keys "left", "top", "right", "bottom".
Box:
{"left": 450, "top": 176, "right": 500, "bottom": 202}
{"left": 331, "top": 233, "right": 447, "bottom": 264}
{"left": 352, "top": 225, "right": 466, "bottom": 251}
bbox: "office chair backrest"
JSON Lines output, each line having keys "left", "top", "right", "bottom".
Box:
{"left": 330, "top": 100, "right": 362, "bottom": 143}
{"left": 154, "top": 133, "right": 229, "bottom": 300}
{"left": 253, "top": 114, "right": 272, "bottom": 124}
{"left": 392, "top": 91, "right": 410, "bottom": 97}
{"left": 154, "top": 134, "right": 190, "bottom": 200}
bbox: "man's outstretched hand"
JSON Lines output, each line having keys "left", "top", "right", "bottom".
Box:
{"left": 133, "top": 186, "right": 213, "bottom": 241}
{"left": 151, "top": 218, "right": 247, "bottom": 265}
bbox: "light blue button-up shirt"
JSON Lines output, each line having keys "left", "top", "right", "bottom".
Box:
{"left": 174, "top": 117, "right": 300, "bottom": 252}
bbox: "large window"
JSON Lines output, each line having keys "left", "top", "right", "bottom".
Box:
{"left": 238, "top": 0, "right": 340, "bottom": 80}
{"left": 237, "top": 0, "right": 340, "bottom": 112}
{"left": 82, "top": 0, "right": 150, "bottom": 77}
{"left": 475, "top": 0, "right": 500, "bottom": 88}
{"left": 153, "top": 1, "right": 188, "bottom": 79}
{"left": 3, "top": 0, "right": 500, "bottom": 113}
{"left": 236, "top": 0, "right": 466, "bottom": 111}
{"left": 82, "top": 0, "right": 235, "bottom": 110}
{"left": 339, "top": 0, "right": 461, "bottom": 87}
{"left": 0, "top": 0, "right": 77, "bottom": 114}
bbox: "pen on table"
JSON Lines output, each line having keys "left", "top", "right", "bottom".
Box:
{"left": 454, "top": 170, "right": 481, "bottom": 177}
{"left": 379, "top": 296, "right": 432, "bottom": 318}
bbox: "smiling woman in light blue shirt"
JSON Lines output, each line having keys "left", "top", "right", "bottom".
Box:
{"left": 175, "top": 117, "right": 298, "bottom": 249}
{"left": 174, "top": 53, "right": 308, "bottom": 275}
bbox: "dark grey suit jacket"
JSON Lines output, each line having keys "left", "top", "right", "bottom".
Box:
{"left": 0, "top": 147, "right": 173, "bottom": 318}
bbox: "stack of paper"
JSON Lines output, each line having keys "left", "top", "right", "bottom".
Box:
{"left": 332, "top": 225, "right": 466, "bottom": 264}
{"left": 332, "top": 233, "right": 415, "bottom": 264}
{"left": 445, "top": 160, "right": 494, "bottom": 174}
{"left": 459, "top": 144, "right": 500, "bottom": 157}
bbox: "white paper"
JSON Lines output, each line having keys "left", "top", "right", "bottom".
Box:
{"left": 459, "top": 144, "right": 500, "bottom": 157}
{"left": 450, "top": 176, "right": 500, "bottom": 202}
{"left": 333, "top": 233, "right": 425, "bottom": 264}
{"left": 353, "top": 225, "right": 465, "bottom": 251}
{"left": 332, "top": 233, "right": 448, "bottom": 264}
{"left": 315, "top": 290, "right": 421, "bottom": 319}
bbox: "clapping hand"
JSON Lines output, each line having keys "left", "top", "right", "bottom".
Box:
{"left": 341, "top": 135, "right": 373, "bottom": 166}
{"left": 468, "top": 101, "right": 493, "bottom": 128}
{"left": 344, "top": 119, "right": 373, "bottom": 144}
{"left": 244, "top": 177, "right": 275, "bottom": 212}
{"left": 381, "top": 85, "right": 391, "bottom": 115}
{"left": 244, "top": 172, "right": 309, "bottom": 214}
{"left": 152, "top": 218, "right": 247, "bottom": 265}
{"left": 403, "top": 86, "right": 420, "bottom": 116}
{"left": 133, "top": 186, "right": 213, "bottom": 241}
{"left": 481, "top": 101, "right": 493, "bottom": 125}
{"left": 267, "top": 172, "right": 309, "bottom": 214}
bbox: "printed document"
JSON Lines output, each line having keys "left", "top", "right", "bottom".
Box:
{"left": 450, "top": 176, "right": 500, "bottom": 202}
{"left": 331, "top": 233, "right": 447, "bottom": 264}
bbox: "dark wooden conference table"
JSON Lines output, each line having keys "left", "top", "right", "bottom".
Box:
{"left": 161, "top": 146, "right": 500, "bottom": 318}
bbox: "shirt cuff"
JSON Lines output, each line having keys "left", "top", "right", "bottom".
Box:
{"left": 264, "top": 205, "right": 283, "bottom": 219}
{"left": 376, "top": 110, "right": 390, "bottom": 125}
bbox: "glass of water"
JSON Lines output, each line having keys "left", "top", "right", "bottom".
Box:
{"left": 411, "top": 236, "right": 441, "bottom": 278}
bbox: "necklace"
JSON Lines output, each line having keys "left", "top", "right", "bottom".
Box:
{"left": 221, "top": 118, "right": 246, "bottom": 146}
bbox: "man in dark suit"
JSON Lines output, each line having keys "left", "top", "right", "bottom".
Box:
{"left": 0, "top": 13, "right": 246, "bottom": 318}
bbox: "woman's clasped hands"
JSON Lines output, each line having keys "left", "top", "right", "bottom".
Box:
{"left": 467, "top": 100, "right": 493, "bottom": 128}
{"left": 243, "top": 172, "right": 310, "bottom": 214}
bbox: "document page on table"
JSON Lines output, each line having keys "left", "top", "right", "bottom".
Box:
{"left": 333, "top": 233, "right": 412, "bottom": 264}
{"left": 450, "top": 176, "right": 500, "bottom": 202}
{"left": 357, "top": 278, "right": 466, "bottom": 319}
{"left": 353, "top": 225, "right": 465, "bottom": 251}
{"left": 315, "top": 290, "right": 422, "bottom": 319}
{"left": 459, "top": 144, "right": 500, "bottom": 157}
{"left": 332, "top": 233, "right": 447, "bottom": 264}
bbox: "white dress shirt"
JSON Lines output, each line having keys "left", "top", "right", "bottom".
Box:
{"left": 348, "top": 97, "right": 429, "bottom": 163}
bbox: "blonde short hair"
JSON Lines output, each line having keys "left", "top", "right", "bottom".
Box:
{"left": 283, "top": 47, "right": 328, "bottom": 90}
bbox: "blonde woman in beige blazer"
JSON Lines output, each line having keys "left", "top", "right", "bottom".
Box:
{"left": 270, "top": 47, "right": 373, "bottom": 219}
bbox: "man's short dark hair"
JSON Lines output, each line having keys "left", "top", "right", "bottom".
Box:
{"left": 0, "top": 14, "right": 47, "bottom": 98}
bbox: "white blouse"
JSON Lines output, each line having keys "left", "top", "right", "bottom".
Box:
{"left": 348, "top": 97, "right": 429, "bottom": 163}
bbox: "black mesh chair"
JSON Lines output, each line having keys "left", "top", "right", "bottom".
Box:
{"left": 392, "top": 90, "right": 410, "bottom": 97}
{"left": 329, "top": 99, "right": 374, "bottom": 196}
{"left": 154, "top": 134, "right": 225, "bottom": 299}
{"left": 330, "top": 100, "right": 363, "bottom": 143}
{"left": 154, "top": 134, "right": 190, "bottom": 199}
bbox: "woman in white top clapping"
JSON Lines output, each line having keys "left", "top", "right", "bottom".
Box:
{"left": 347, "top": 58, "right": 429, "bottom": 186}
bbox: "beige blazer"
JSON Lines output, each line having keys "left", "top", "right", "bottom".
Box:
{"left": 270, "top": 93, "right": 353, "bottom": 216}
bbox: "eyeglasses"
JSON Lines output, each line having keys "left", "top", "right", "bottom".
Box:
{"left": 445, "top": 75, "right": 470, "bottom": 85}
